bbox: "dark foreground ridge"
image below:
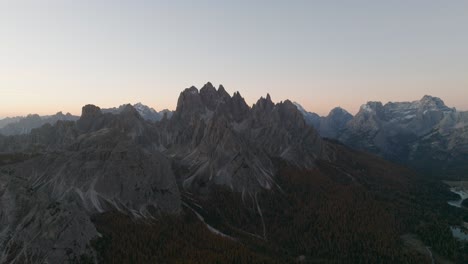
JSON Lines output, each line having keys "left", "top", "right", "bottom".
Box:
{"left": 0, "top": 83, "right": 467, "bottom": 263}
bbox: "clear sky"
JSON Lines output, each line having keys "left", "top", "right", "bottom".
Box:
{"left": 1, "top": 0, "right": 467, "bottom": 118}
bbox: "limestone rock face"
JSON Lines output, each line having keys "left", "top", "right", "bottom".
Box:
{"left": 0, "top": 105, "right": 180, "bottom": 263}
{"left": 164, "top": 84, "right": 326, "bottom": 193}
{"left": 0, "top": 83, "right": 328, "bottom": 263}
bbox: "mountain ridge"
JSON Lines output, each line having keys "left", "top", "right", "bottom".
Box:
{"left": 0, "top": 84, "right": 466, "bottom": 263}
{"left": 294, "top": 95, "right": 468, "bottom": 179}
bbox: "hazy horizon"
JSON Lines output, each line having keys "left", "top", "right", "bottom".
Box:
{"left": 1, "top": 1, "right": 467, "bottom": 118}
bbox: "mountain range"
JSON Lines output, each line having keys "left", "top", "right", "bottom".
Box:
{"left": 0, "top": 112, "right": 79, "bottom": 136}
{"left": 4, "top": 93, "right": 465, "bottom": 181}
{"left": 0, "top": 104, "right": 173, "bottom": 137}
{"left": 0, "top": 83, "right": 467, "bottom": 263}
{"left": 102, "top": 103, "right": 173, "bottom": 122}
{"left": 295, "top": 95, "right": 468, "bottom": 179}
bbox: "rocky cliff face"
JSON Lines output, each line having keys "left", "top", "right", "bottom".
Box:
{"left": 0, "top": 104, "right": 180, "bottom": 263}
{"left": 163, "top": 83, "right": 326, "bottom": 193}
{"left": 0, "top": 83, "right": 328, "bottom": 263}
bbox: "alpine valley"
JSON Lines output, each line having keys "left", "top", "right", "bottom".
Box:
{"left": 1, "top": 83, "right": 467, "bottom": 263}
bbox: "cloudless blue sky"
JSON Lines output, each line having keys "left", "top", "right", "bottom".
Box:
{"left": 1, "top": 0, "right": 467, "bottom": 117}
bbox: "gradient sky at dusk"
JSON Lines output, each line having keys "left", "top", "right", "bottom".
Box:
{"left": 1, "top": 0, "right": 467, "bottom": 118}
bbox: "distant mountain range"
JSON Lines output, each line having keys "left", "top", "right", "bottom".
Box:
{"left": 0, "top": 112, "right": 79, "bottom": 136}
{"left": 295, "top": 96, "right": 468, "bottom": 179}
{"left": 294, "top": 103, "right": 353, "bottom": 139}
{"left": 0, "top": 104, "right": 173, "bottom": 136}
{"left": 0, "top": 84, "right": 466, "bottom": 263}
{"left": 102, "top": 102, "right": 173, "bottom": 122}
{"left": 0, "top": 117, "right": 22, "bottom": 129}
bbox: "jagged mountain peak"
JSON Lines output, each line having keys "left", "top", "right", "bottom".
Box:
{"left": 360, "top": 101, "right": 384, "bottom": 112}
{"left": 276, "top": 100, "right": 308, "bottom": 127}
{"left": 134, "top": 102, "right": 153, "bottom": 109}
{"left": 231, "top": 91, "right": 248, "bottom": 106}
{"left": 217, "top": 84, "right": 230, "bottom": 99}
{"left": 201, "top": 81, "right": 215, "bottom": 90}
{"left": 232, "top": 91, "right": 242, "bottom": 99}
{"left": 199, "top": 82, "right": 232, "bottom": 111}
{"left": 81, "top": 104, "right": 102, "bottom": 118}
{"left": 200, "top": 83, "right": 216, "bottom": 98}
{"left": 77, "top": 104, "right": 105, "bottom": 132}
{"left": 176, "top": 86, "right": 204, "bottom": 115}
{"left": 293, "top": 102, "right": 308, "bottom": 114}
{"left": 167, "top": 85, "right": 325, "bottom": 193}
{"left": 281, "top": 99, "right": 296, "bottom": 109}
{"left": 420, "top": 94, "right": 441, "bottom": 102}
{"left": 132, "top": 102, "right": 157, "bottom": 114}
{"left": 120, "top": 104, "right": 140, "bottom": 117}
{"left": 25, "top": 113, "right": 41, "bottom": 119}
{"left": 254, "top": 93, "right": 274, "bottom": 111}
{"left": 218, "top": 84, "right": 227, "bottom": 93}
{"left": 198, "top": 82, "right": 230, "bottom": 97}
{"left": 175, "top": 83, "right": 251, "bottom": 122}
{"left": 328, "top": 107, "right": 352, "bottom": 117}
{"left": 418, "top": 95, "right": 450, "bottom": 111}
